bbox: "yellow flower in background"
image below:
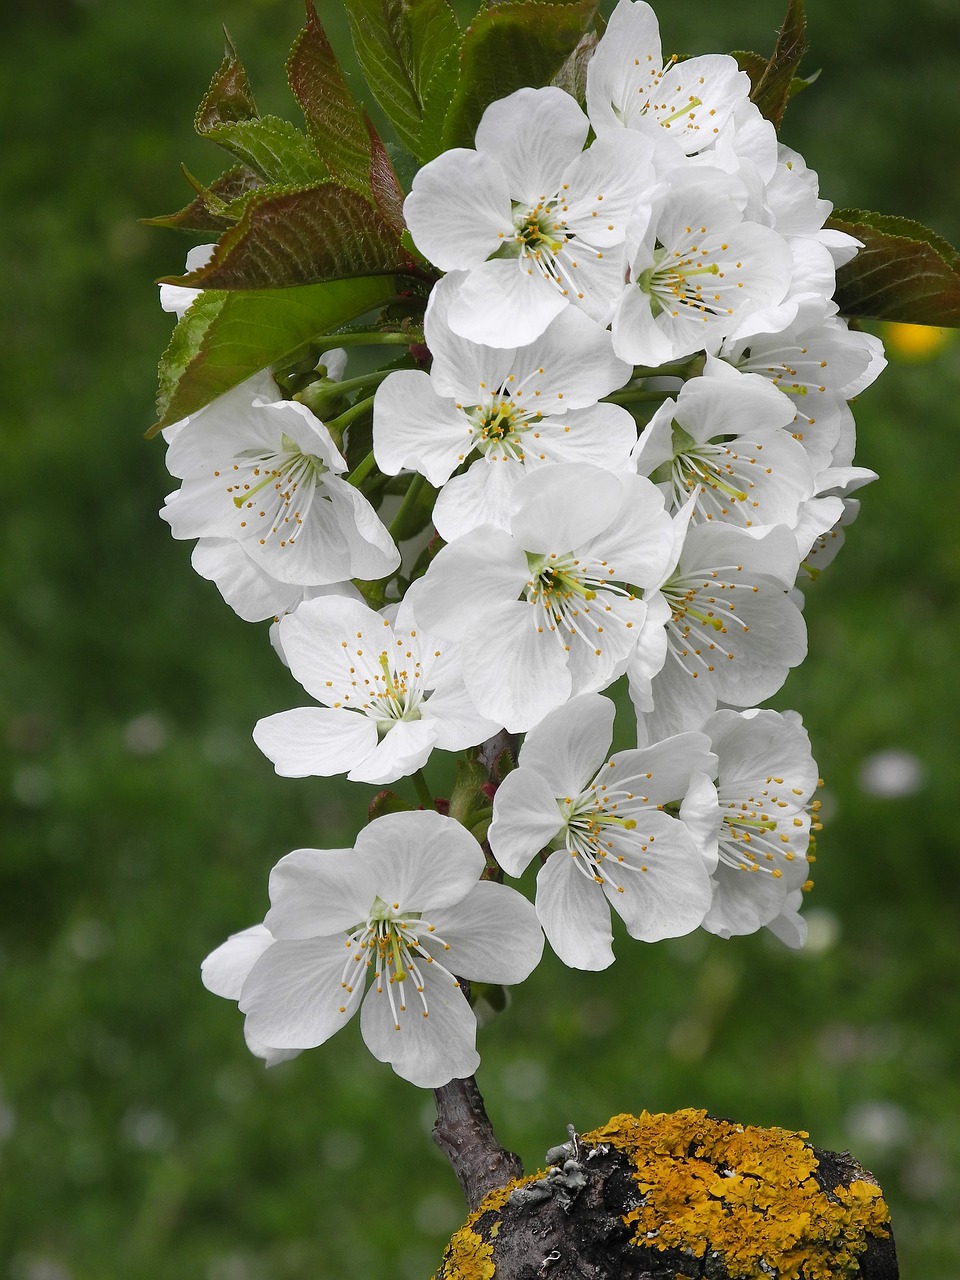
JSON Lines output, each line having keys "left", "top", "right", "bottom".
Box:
{"left": 883, "top": 321, "right": 953, "bottom": 361}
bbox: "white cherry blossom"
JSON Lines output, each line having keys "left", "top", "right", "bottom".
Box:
{"left": 409, "top": 464, "right": 674, "bottom": 732}
{"left": 227, "top": 811, "right": 543, "bottom": 1088}
{"left": 692, "top": 709, "right": 820, "bottom": 939}
{"left": 404, "top": 86, "right": 656, "bottom": 347}
{"left": 201, "top": 924, "right": 302, "bottom": 1067}
{"left": 489, "top": 694, "right": 714, "bottom": 969}
{"left": 629, "top": 506, "right": 807, "bottom": 742}
{"left": 373, "top": 273, "right": 636, "bottom": 538}
{"left": 633, "top": 373, "right": 814, "bottom": 531}
{"left": 253, "top": 595, "right": 497, "bottom": 785}
{"left": 613, "top": 167, "right": 794, "bottom": 366}
{"left": 586, "top": 0, "right": 750, "bottom": 154}
{"left": 160, "top": 380, "right": 399, "bottom": 595}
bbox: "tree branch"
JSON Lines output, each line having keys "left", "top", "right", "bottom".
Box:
{"left": 432, "top": 1071, "right": 524, "bottom": 1211}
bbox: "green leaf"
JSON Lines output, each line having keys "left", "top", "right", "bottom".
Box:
{"left": 829, "top": 209, "right": 960, "bottom": 326}
{"left": 368, "top": 125, "right": 407, "bottom": 235}
{"left": 739, "top": 0, "right": 807, "bottom": 130}
{"left": 345, "top": 0, "right": 461, "bottom": 160}
{"left": 159, "top": 185, "right": 409, "bottom": 291}
{"left": 286, "top": 1, "right": 373, "bottom": 191}
{"left": 441, "top": 0, "right": 598, "bottom": 151}
{"left": 202, "top": 116, "right": 329, "bottom": 187}
{"left": 195, "top": 31, "right": 259, "bottom": 134}
{"left": 152, "top": 275, "right": 397, "bottom": 432}
{"left": 141, "top": 165, "right": 263, "bottom": 233}
{"left": 154, "top": 290, "right": 227, "bottom": 431}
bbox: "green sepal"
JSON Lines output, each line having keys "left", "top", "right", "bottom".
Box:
{"left": 286, "top": 1, "right": 374, "bottom": 192}
{"left": 141, "top": 165, "right": 263, "bottom": 234}
{"left": 352, "top": 577, "right": 390, "bottom": 609}
{"left": 157, "top": 184, "right": 410, "bottom": 292}
{"left": 151, "top": 276, "right": 397, "bottom": 433}
{"left": 448, "top": 758, "right": 491, "bottom": 829}
{"left": 734, "top": 0, "right": 807, "bottom": 131}
{"left": 829, "top": 209, "right": 960, "bottom": 326}
{"left": 469, "top": 981, "right": 511, "bottom": 1029}
{"left": 441, "top": 0, "right": 598, "bottom": 151}
{"left": 368, "top": 789, "right": 415, "bottom": 823}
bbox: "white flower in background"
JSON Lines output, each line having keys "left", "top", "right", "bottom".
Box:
{"left": 158, "top": 243, "right": 215, "bottom": 319}
{"left": 224, "top": 811, "right": 543, "bottom": 1088}
{"left": 404, "top": 86, "right": 656, "bottom": 347}
{"left": 253, "top": 595, "right": 498, "bottom": 786}
{"left": 160, "top": 379, "right": 399, "bottom": 594}
{"left": 629, "top": 507, "right": 807, "bottom": 742}
{"left": 612, "top": 167, "right": 794, "bottom": 366}
{"left": 694, "top": 708, "right": 819, "bottom": 940}
{"left": 373, "top": 273, "right": 636, "bottom": 538}
{"left": 489, "top": 694, "right": 714, "bottom": 969}
{"left": 709, "top": 305, "right": 886, "bottom": 472}
{"left": 409, "top": 464, "right": 673, "bottom": 732}
{"left": 633, "top": 373, "right": 814, "bottom": 530}
{"left": 586, "top": 0, "right": 750, "bottom": 154}
{"left": 201, "top": 924, "right": 302, "bottom": 1067}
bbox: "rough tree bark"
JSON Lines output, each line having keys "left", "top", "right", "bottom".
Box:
{"left": 432, "top": 1096, "right": 899, "bottom": 1280}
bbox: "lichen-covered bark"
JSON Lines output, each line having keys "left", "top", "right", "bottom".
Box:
{"left": 434, "top": 1109, "right": 898, "bottom": 1280}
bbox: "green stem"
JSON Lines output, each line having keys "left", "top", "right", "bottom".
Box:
{"left": 388, "top": 473, "right": 426, "bottom": 540}
{"left": 327, "top": 395, "right": 376, "bottom": 435}
{"left": 346, "top": 450, "right": 377, "bottom": 489}
{"left": 324, "top": 369, "right": 392, "bottom": 399}
{"left": 413, "top": 769, "right": 435, "bottom": 810}
{"left": 311, "top": 330, "right": 425, "bottom": 350}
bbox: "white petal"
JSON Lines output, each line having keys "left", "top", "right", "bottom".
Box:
{"left": 605, "top": 732, "right": 716, "bottom": 807}
{"left": 404, "top": 149, "right": 513, "bottom": 270}
{"left": 602, "top": 812, "right": 711, "bottom": 942}
{"left": 422, "top": 679, "right": 500, "bottom": 752}
{"left": 535, "top": 853, "right": 615, "bottom": 970}
{"left": 254, "top": 706, "right": 378, "bottom": 778}
{"left": 265, "top": 847, "right": 376, "bottom": 938}
{"left": 191, "top": 539, "right": 304, "bottom": 622}
{"left": 425, "top": 272, "right": 515, "bottom": 401}
{"left": 372, "top": 369, "right": 470, "bottom": 485}
{"left": 509, "top": 464, "right": 623, "bottom": 552}
{"left": 433, "top": 461, "right": 525, "bottom": 540}
{"left": 475, "top": 87, "right": 589, "bottom": 205}
{"left": 447, "top": 258, "right": 568, "bottom": 348}
{"left": 355, "top": 810, "right": 485, "bottom": 912}
{"left": 519, "top": 693, "right": 615, "bottom": 795}
{"left": 240, "top": 936, "right": 364, "bottom": 1048}
{"left": 347, "top": 718, "right": 437, "bottom": 786}
{"left": 431, "top": 881, "right": 544, "bottom": 983}
{"left": 488, "top": 768, "right": 566, "bottom": 877}
{"left": 411, "top": 530, "right": 530, "bottom": 640}
{"left": 278, "top": 595, "right": 396, "bottom": 704}
{"left": 202, "top": 924, "right": 275, "bottom": 1000}
{"left": 359, "top": 963, "right": 479, "bottom": 1087}
{"left": 461, "top": 599, "right": 572, "bottom": 733}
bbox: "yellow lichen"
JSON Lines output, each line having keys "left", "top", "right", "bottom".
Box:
{"left": 433, "top": 1173, "right": 542, "bottom": 1279}
{"left": 434, "top": 1223, "right": 496, "bottom": 1280}
{"left": 585, "top": 1109, "right": 890, "bottom": 1280}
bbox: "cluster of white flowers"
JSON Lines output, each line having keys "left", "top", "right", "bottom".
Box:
{"left": 162, "top": 0, "right": 883, "bottom": 1089}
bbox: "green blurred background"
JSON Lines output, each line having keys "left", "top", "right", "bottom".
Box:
{"left": 2, "top": 0, "right": 959, "bottom": 1275}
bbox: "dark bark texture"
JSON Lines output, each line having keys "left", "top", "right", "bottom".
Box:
{"left": 434, "top": 1110, "right": 899, "bottom": 1280}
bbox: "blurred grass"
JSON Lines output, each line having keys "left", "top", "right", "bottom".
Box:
{"left": 1, "top": 0, "right": 959, "bottom": 1276}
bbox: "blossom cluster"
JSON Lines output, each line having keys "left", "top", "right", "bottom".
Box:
{"left": 160, "top": 0, "right": 883, "bottom": 1089}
